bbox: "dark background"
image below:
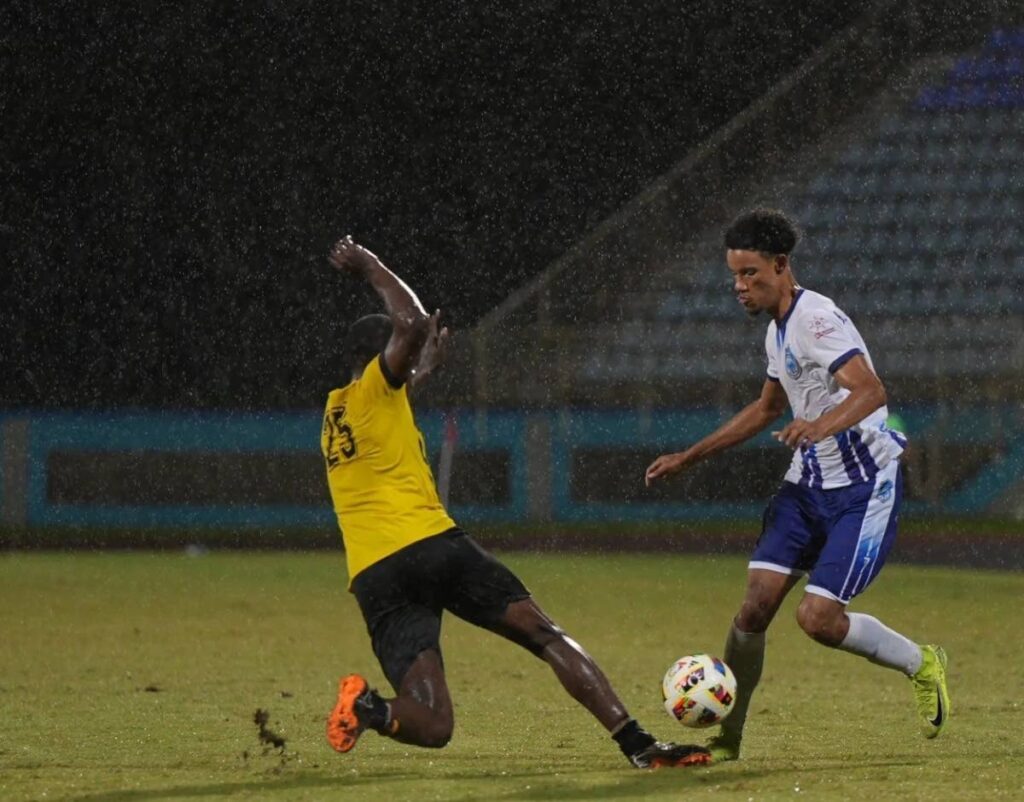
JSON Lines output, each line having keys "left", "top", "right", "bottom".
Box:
{"left": 6, "top": 2, "right": 864, "bottom": 409}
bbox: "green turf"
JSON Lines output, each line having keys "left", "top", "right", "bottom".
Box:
{"left": 6, "top": 514, "right": 1024, "bottom": 551}
{"left": 2, "top": 551, "right": 1023, "bottom": 802}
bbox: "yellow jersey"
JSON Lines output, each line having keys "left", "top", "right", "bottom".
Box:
{"left": 321, "top": 354, "right": 456, "bottom": 583}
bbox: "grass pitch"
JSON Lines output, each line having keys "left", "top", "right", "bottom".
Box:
{"left": 1, "top": 550, "right": 1023, "bottom": 802}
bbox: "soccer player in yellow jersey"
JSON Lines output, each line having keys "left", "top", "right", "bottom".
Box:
{"left": 322, "top": 236, "right": 709, "bottom": 769}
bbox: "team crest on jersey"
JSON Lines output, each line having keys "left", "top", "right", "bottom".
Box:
{"left": 784, "top": 346, "right": 802, "bottom": 379}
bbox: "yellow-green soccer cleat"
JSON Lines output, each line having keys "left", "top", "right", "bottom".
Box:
{"left": 706, "top": 733, "right": 741, "bottom": 762}
{"left": 910, "top": 645, "right": 950, "bottom": 739}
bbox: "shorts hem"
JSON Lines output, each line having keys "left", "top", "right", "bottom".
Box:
{"left": 805, "top": 584, "right": 848, "bottom": 605}
{"left": 748, "top": 560, "right": 805, "bottom": 576}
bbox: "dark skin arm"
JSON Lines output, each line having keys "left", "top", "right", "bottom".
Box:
{"left": 409, "top": 310, "right": 450, "bottom": 391}
{"left": 645, "top": 379, "right": 789, "bottom": 485}
{"left": 772, "top": 354, "right": 886, "bottom": 448}
{"left": 327, "top": 236, "right": 430, "bottom": 384}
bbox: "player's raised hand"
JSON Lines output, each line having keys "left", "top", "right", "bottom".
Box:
{"left": 420, "top": 310, "right": 451, "bottom": 372}
{"left": 645, "top": 452, "right": 688, "bottom": 486}
{"left": 429, "top": 310, "right": 451, "bottom": 361}
{"left": 409, "top": 310, "right": 452, "bottom": 390}
{"left": 327, "top": 235, "right": 381, "bottom": 274}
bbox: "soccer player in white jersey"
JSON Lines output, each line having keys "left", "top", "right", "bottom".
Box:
{"left": 645, "top": 208, "right": 950, "bottom": 762}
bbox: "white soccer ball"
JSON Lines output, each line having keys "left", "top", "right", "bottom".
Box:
{"left": 662, "top": 654, "right": 737, "bottom": 728}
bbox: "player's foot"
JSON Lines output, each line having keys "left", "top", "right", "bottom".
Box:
{"left": 629, "top": 741, "right": 711, "bottom": 769}
{"left": 910, "top": 645, "right": 950, "bottom": 739}
{"left": 706, "top": 733, "right": 741, "bottom": 762}
{"left": 327, "top": 674, "right": 378, "bottom": 753}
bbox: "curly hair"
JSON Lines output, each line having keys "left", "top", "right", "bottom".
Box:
{"left": 723, "top": 208, "right": 801, "bottom": 255}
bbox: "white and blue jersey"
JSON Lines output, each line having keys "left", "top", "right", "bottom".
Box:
{"left": 751, "top": 288, "right": 906, "bottom": 604}
{"left": 765, "top": 289, "right": 906, "bottom": 490}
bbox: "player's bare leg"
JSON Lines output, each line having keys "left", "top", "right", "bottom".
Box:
{"left": 492, "top": 598, "right": 627, "bottom": 729}
{"left": 327, "top": 650, "right": 454, "bottom": 751}
{"left": 796, "top": 593, "right": 950, "bottom": 738}
{"left": 710, "top": 568, "right": 801, "bottom": 761}
{"left": 490, "top": 598, "right": 710, "bottom": 768}
{"left": 388, "top": 650, "right": 455, "bottom": 746}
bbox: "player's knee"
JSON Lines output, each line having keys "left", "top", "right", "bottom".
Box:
{"left": 503, "top": 602, "right": 565, "bottom": 655}
{"left": 421, "top": 710, "right": 454, "bottom": 748}
{"left": 530, "top": 622, "right": 568, "bottom": 657}
{"left": 423, "top": 725, "right": 453, "bottom": 749}
{"left": 795, "top": 601, "right": 844, "bottom": 646}
{"left": 734, "top": 601, "right": 773, "bottom": 633}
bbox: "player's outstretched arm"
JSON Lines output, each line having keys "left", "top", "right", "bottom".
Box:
{"left": 645, "top": 379, "right": 788, "bottom": 485}
{"left": 328, "top": 236, "right": 430, "bottom": 384}
{"left": 410, "top": 310, "right": 450, "bottom": 391}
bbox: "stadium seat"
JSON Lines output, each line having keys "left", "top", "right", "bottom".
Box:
{"left": 569, "top": 28, "right": 1024, "bottom": 382}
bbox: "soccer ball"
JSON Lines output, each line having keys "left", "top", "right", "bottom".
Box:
{"left": 662, "top": 654, "right": 737, "bottom": 728}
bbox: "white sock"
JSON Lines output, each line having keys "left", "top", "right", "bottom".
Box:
{"left": 839, "top": 612, "right": 922, "bottom": 675}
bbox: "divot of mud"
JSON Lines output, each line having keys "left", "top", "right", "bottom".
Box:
{"left": 254, "top": 708, "right": 287, "bottom": 750}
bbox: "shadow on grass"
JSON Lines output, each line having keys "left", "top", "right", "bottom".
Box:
{"left": 64, "top": 764, "right": 603, "bottom": 802}
{"left": 494, "top": 767, "right": 762, "bottom": 801}
{"left": 61, "top": 756, "right": 963, "bottom": 802}
{"left": 494, "top": 757, "right": 946, "bottom": 801}
{"left": 65, "top": 771, "right": 418, "bottom": 802}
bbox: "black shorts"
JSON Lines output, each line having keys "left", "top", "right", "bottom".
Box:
{"left": 351, "top": 528, "right": 531, "bottom": 692}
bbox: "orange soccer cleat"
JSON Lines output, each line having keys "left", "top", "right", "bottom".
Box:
{"left": 327, "top": 674, "right": 375, "bottom": 753}
{"left": 629, "top": 741, "right": 712, "bottom": 769}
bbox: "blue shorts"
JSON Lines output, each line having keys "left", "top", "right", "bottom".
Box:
{"left": 749, "top": 459, "right": 902, "bottom": 604}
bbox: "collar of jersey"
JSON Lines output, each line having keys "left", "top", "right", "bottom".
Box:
{"left": 775, "top": 287, "right": 805, "bottom": 347}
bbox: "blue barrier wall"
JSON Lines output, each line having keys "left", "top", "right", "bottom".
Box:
{"left": 25, "top": 412, "right": 328, "bottom": 528}
{"left": 3, "top": 410, "right": 531, "bottom": 528}
{"left": 549, "top": 410, "right": 772, "bottom": 521}
{"left": 2, "top": 406, "right": 1020, "bottom": 528}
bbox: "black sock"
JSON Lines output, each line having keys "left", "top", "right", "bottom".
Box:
{"left": 612, "top": 719, "right": 656, "bottom": 757}
{"left": 360, "top": 690, "right": 391, "bottom": 733}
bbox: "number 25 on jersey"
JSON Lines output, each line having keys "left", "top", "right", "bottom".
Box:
{"left": 323, "top": 406, "right": 357, "bottom": 469}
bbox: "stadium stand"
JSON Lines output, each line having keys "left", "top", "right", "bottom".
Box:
{"left": 571, "top": 27, "right": 1024, "bottom": 388}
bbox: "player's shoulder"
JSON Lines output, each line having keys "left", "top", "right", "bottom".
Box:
{"left": 792, "top": 288, "right": 836, "bottom": 317}
{"left": 792, "top": 289, "right": 854, "bottom": 334}
{"left": 325, "top": 383, "right": 353, "bottom": 409}
{"left": 361, "top": 353, "right": 406, "bottom": 391}
{"left": 346, "top": 356, "right": 407, "bottom": 418}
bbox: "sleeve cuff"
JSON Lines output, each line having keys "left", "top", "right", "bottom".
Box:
{"left": 378, "top": 353, "right": 404, "bottom": 389}
{"left": 828, "top": 348, "right": 863, "bottom": 374}
{"left": 767, "top": 373, "right": 780, "bottom": 382}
